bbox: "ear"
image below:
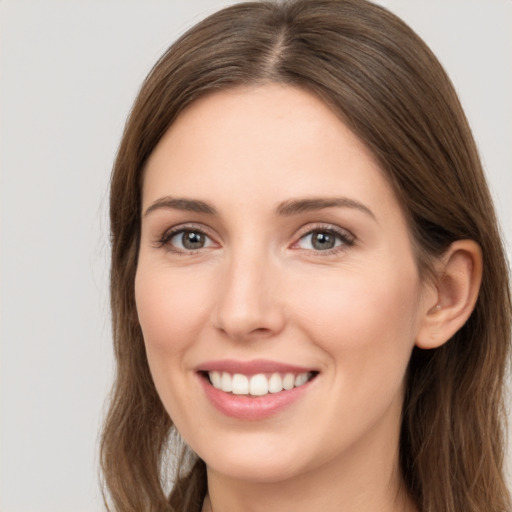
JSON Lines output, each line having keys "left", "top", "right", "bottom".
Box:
{"left": 415, "top": 240, "right": 482, "bottom": 350}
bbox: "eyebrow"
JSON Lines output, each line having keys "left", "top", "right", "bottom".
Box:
{"left": 143, "top": 195, "right": 376, "bottom": 220}
{"left": 275, "top": 197, "right": 376, "bottom": 220}
{"left": 144, "top": 197, "right": 217, "bottom": 217}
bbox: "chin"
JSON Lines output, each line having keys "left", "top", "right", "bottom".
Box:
{"left": 206, "top": 455, "right": 304, "bottom": 484}
{"left": 193, "top": 430, "right": 323, "bottom": 485}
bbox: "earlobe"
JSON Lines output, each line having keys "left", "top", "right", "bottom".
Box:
{"left": 415, "top": 240, "right": 483, "bottom": 350}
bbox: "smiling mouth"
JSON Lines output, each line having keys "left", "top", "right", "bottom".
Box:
{"left": 201, "top": 370, "right": 318, "bottom": 397}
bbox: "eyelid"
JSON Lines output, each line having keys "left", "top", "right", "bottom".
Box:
{"left": 153, "top": 221, "right": 355, "bottom": 255}
{"left": 290, "top": 223, "right": 356, "bottom": 252}
{"left": 155, "top": 222, "right": 220, "bottom": 253}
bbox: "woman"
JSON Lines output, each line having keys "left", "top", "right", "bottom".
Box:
{"left": 100, "top": 0, "right": 511, "bottom": 511}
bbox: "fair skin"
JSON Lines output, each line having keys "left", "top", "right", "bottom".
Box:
{"left": 135, "top": 84, "right": 481, "bottom": 512}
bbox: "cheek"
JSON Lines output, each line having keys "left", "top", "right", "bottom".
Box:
{"left": 289, "top": 264, "right": 421, "bottom": 441}
{"left": 291, "top": 261, "right": 420, "bottom": 376}
{"left": 134, "top": 264, "right": 214, "bottom": 425}
{"left": 134, "top": 264, "right": 212, "bottom": 356}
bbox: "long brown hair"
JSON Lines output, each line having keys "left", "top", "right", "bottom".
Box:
{"left": 101, "top": 1, "right": 512, "bottom": 510}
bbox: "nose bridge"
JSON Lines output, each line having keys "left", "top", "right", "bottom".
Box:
{"left": 214, "top": 240, "right": 284, "bottom": 339}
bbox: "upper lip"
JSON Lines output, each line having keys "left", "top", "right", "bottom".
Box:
{"left": 195, "top": 359, "right": 316, "bottom": 375}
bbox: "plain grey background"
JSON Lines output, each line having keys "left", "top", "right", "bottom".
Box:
{"left": 1, "top": 1, "right": 511, "bottom": 510}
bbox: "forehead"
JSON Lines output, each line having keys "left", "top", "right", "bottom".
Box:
{"left": 142, "top": 84, "right": 398, "bottom": 219}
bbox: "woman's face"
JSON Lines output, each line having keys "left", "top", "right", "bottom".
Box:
{"left": 135, "top": 85, "right": 430, "bottom": 484}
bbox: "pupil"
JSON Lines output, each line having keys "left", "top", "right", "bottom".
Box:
{"left": 183, "top": 231, "right": 205, "bottom": 249}
{"left": 312, "top": 231, "right": 335, "bottom": 250}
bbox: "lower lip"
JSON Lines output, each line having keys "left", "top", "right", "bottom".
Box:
{"left": 199, "top": 375, "right": 314, "bottom": 421}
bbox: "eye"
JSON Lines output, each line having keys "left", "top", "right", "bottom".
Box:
{"left": 162, "top": 228, "right": 215, "bottom": 252}
{"left": 294, "top": 227, "right": 354, "bottom": 252}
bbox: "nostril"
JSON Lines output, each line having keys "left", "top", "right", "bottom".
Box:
{"left": 214, "top": 321, "right": 281, "bottom": 341}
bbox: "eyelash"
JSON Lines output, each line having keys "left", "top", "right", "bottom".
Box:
{"left": 156, "top": 223, "right": 356, "bottom": 255}
{"left": 156, "top": 224, "right": 215, "bottom": 255}
{"left": 292, "top": 223, "right": 355, "bottom": 255}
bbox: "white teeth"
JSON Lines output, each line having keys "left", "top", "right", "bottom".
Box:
{"left": 249, "top": 374, "right": 269, "bottom": 396}
{"left": 221, "top": 372, "right": 232, "bottom": 392}
{"left": 232, "top": 374, "right": 249, "bottom": 395}
{"left": 210, "top": 371, "right": 222, "bottom": 389}
{"left": 295, "top": 373, "right": 309, "bottom": 386}
{"left": 282, "top": 373, "right": 295, "bottom": 390}
{"left": 268, "top": 372, "right": 283, "bottom": 393}
{"left": 208, "top": 370, "right": 313, "bottom": 396}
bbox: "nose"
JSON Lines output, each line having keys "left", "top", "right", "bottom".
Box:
{"left": 213, "top": 249, "right": 286, "bottom": 341}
